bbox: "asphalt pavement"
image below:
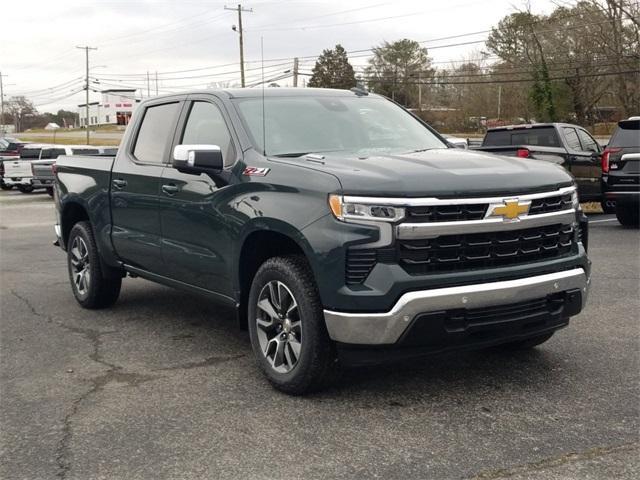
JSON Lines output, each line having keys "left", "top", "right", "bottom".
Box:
{"left": 1, "top": 189, "right": 638, "bottom": 480}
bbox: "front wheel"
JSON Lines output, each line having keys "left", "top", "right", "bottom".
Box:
{"left": 248, "top": 255, "right": 337, "bottom": 395}
{"left": 0, "top": 183, "right": 12, "bottom": 191}
{"left": 17, "top": 184, "right": 34, "bottom": 193}
{"left": 615, "top": 203, "right": 639, "bottom": 228}
{"left": 46, "top": 187, "right": 54, "bottom": 197}
{"left": 67, "top": 221, "right": 122, "bottom": 309}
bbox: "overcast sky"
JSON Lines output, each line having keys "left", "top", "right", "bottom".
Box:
{"left": 2, "top": 0, "right": 559, "bottom": 112}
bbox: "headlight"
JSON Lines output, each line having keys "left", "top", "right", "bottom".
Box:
{"left": 328, "top": 195, "right": 405, "bottom": 223}
{"left": 571, "top": 189, "right": 580, "bottom": 209}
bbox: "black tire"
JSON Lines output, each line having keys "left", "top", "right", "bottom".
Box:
{"left": 46, "top": 187, "right": 54, "bottom": 197}
{"left": 67, "top": 221, "right": 122, "bottom": 309}
{"left": 0, "top": 183, "right": 12, "bottom": 191}
{"left": 248, "top": 255, "right": 338, "bottom": 395}
{"left": 615, "top": 203, "right": 639, "bottom": 228}
{"left": 600, "top": 199, "right": 616, "bottom": 214}
{"left": 17, "top": 185, "right": 34, "bottom": 193}
{"left": 498, "top": 332, "right": 555, "bottom": 350}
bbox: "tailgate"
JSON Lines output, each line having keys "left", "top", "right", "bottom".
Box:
{"left": 4, "top": 160, "right": 32, "bottom": 178}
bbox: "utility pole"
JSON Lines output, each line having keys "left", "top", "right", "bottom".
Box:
{"left": 497, "top": 85, "right": 502, "bottom": 119}
{"left": 0, "top": 72, "right": 6, "bottom": 135}
{"left": 155, "top": 71, "right": 159, "bottom": 96}
{"left": 293, "top": 57, "right": 299, "bottom": 87}
{"left": 147, "top": 71, "right": 151, "bottom": 97}
{"left": 225, "top": 4, "right": 253, "bottom": 87}
{"left": 417, "top": 71, "right": 422, "bottom": 111}
{"left": 76, "top": 46, "right": 97, "bottom": 145}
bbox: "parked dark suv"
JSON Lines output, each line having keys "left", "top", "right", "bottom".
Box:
{"left": 602, "top": 117, "right": 640, "bottom": 227}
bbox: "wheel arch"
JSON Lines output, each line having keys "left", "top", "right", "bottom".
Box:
{"left": 234, "top": 221, "right": 317, "bottom": 330}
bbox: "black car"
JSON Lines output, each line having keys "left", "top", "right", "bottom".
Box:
{"left": 602, "top": 117, "right": 639, "bottom": 227}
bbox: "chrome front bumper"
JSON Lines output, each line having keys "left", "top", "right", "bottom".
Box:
{"left": 324, "top": 268, "right": 589, "bottom": 345}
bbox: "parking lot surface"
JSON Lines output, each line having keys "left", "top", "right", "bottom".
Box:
{"left": 1, "top": 190, "right": 638, "bottom": 479}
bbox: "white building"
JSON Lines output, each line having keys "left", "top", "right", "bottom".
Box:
{"left": 78, "top": 89, "right": 140, "bottom": 127}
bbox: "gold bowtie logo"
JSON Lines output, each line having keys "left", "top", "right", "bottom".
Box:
{"left": 492, "top": 200, "right": 530, "bottom": 220}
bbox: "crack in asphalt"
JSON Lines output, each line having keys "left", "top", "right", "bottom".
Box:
{"left": 468, "top": 441, "right": 639, "bottom": 479}
{"left": 156, "top": 353, "right": 246, "bottom": 371}
{"left": 9, "top": 289, "right": 160, "bottom": 479}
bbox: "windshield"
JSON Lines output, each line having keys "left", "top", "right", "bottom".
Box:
{"left": 233, "top": 95, "right": 447, "bottom": 157}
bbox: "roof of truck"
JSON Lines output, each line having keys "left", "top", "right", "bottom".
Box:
{"left": 487, "top": 123, "right": 581, "bottom": 131}
{"left": 145, "top": 87, "right": 375, "bottom": 102}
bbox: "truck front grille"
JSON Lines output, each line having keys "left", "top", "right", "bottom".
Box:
{"left": 406, "top": 204, "right": 486, "bottom": 222}
{"left": 529, "top": 193, "right": 573, "bottom": 214}
{"left": 398, "top": 223, "right": 575, "bottom": 275}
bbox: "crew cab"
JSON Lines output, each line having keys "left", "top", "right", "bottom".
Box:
{"left": 475, "top": 123, "right": 605, "bottom": 207}
{"left": 602, "top": 117, "right": 640, "bottom": 227}
{"left": 54, "top": 89, "right": 591, "bottom": 394}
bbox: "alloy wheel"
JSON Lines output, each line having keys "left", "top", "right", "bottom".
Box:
{"left": 255, "top": 280, "right": 302, "bottom": 373}
{"left": 70, "top": 236, "right": 91, "bottom": 296}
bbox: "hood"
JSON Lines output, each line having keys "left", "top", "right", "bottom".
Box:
{"left": 276, "top": 148, "right": 574, "bottom": 197}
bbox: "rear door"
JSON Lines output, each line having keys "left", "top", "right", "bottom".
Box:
{"left": 110, "top": 99, "right": 183, "bottom": 274}
{"left": 158, "top": 96, "right": 239, "bottom": 298}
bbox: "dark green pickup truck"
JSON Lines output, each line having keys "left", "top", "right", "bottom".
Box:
{"left": 54, "top": 88, "right": 591, "bottom": 394}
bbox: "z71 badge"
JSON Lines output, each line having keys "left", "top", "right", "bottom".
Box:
{"left": 243, "top": 167, "right": 270, "bottom": 177}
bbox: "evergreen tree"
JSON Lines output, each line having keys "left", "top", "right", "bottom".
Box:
{"left": 308, "top": 45, "right": 357, "bottom": 90}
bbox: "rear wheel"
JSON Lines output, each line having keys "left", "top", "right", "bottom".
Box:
{"left": 67, "top": 221, "right": 122, "bottom": 309}
{"left": 615, "top": 203, "right": 639, "bottom": 228}
{"left": 46, "top": 187, "right": 54, "bottom": 197}
{"left": 0, "top": 183, "right": 12, "bottom": 191}
{"left": 248, "top": 255, "right": 337, "bottom": 395}
{"left": 498, "top": 332, "right": 555, "bottom": 350}
{"left": 17, "top": 185, "right": 34, "bottom": 193}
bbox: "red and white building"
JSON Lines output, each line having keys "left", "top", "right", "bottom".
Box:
{"left": 78, "top": 89, "right": 140, "bottom": 127}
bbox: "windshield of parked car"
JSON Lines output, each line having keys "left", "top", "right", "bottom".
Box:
{"left": 233, "top": 95, "right": 447, "bottom": 157}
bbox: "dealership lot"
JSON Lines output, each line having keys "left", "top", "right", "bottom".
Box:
{"left": 1, "top": 190, "right": 638, "bottom": 479}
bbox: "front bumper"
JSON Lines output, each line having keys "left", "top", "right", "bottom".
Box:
{"left": 324, "top": 267, "right": 589, "bottom": 345}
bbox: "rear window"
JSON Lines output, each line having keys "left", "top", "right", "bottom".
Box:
{"left": 609, "top": 120, "right": 640, "bottom": 148}
{"left": 20, "top": 148, "right": 41, "bottom": 159}
{"left": 483, "top": 127, "right": 560, "bottom": 147}
{"left": 71, "top": 148, "right": 100, "bottom": 155}
{"left": 133, "top": 102, "right": 181, "bottom": 164}
{"left": 40, "top": 148, "right": 66, "bottom": 159}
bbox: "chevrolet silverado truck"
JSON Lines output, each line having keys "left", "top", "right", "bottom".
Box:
{"left": 54, "top": 88, "right": 591, "bottom": 394}
{"left": 475, "top": 123, "right": 606, "bottom": 209}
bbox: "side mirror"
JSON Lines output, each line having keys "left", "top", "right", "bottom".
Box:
{"left": 172, "top": 144, "right": 223, "bottom": 173}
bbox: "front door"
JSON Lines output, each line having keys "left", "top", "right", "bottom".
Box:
{"left": 563, "top": 126, "right": 601, "bottom": 201}
{"left": 159, "top": 98, "right": 239, "bottom": 298}
{"left": 110, "top": 100, "right": 182, "bottom": 273}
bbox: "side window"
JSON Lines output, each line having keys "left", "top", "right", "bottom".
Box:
{"left": 40, "top": 149, "right": 52, "bottom": 159}
{"left": 563, "top": 127, "right": 581, "bottom": 151}
{"left": 576, "top": 129, "right": 599, "bottom": 152}
{"left": 181, "top": 101, "right": 235, "bottom": 165}
{"left": 133, "top": 102, "right": 180, "bottom": 164}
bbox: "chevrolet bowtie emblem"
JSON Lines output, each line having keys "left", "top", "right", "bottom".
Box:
{"left": 491, "top": 200, "right": 530, "bottom": 221}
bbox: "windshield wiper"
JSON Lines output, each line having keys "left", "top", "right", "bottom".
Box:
{"left": 272, "top": 152, "right": 310, "bottom": 158}
{"left": 407, "top": 148, "right": 433, "bottom": 154}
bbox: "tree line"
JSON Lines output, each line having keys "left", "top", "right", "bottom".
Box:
{"left": 307, "top": 0, "right": 638, "bottom": 130}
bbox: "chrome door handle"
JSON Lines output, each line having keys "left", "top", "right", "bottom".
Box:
{"left": 162, "top": 184, "right": 179, "bottom": 195}
{"left": 112, "top": 178, "right": 127, "bottom": 189}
